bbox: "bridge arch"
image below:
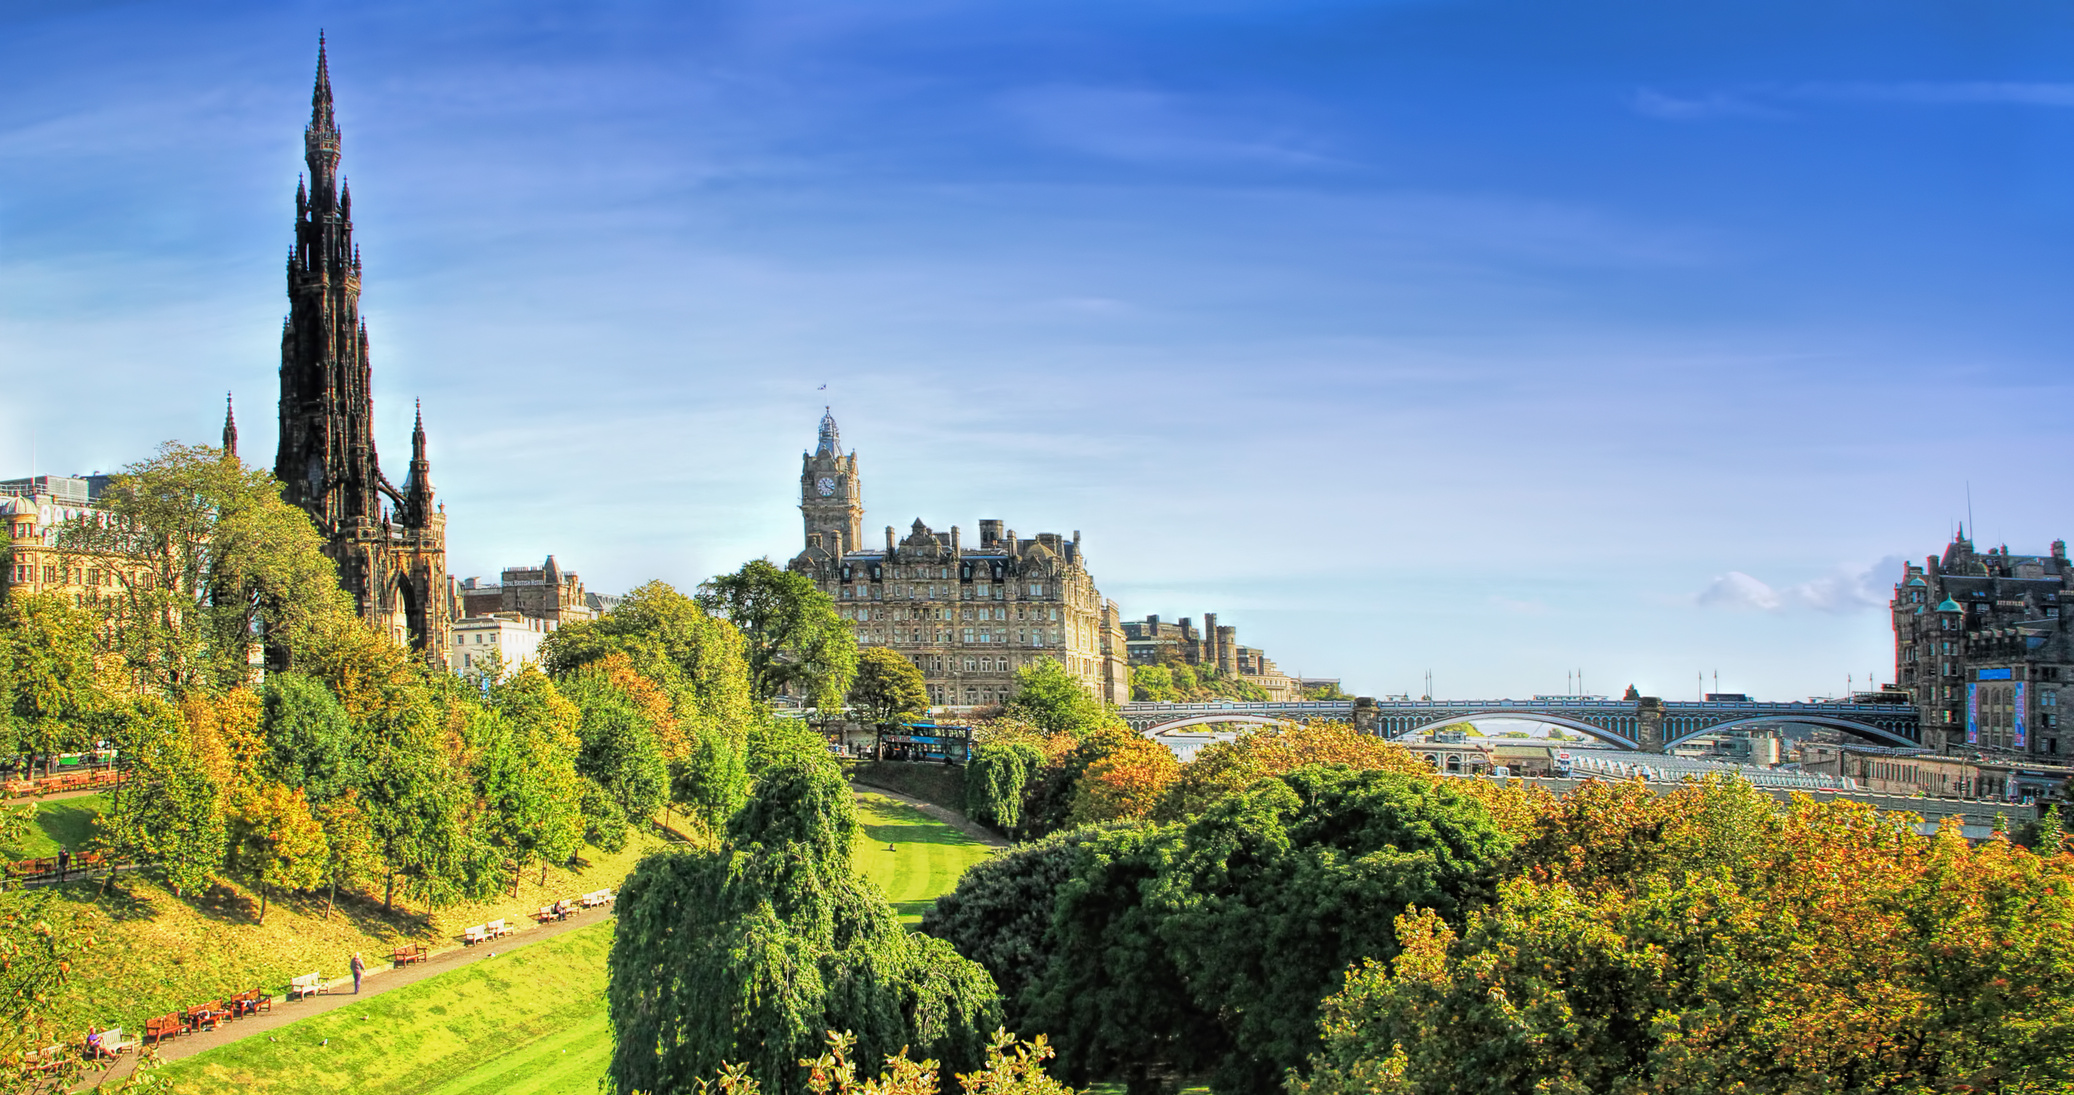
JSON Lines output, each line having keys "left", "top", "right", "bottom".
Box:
{"left": 1663, "top": 715, "right": 1918, "bottom": 751}
{"left": 1385, "top": 710, "right": 1639, "bottom": 750}
{"left": 1139, "top": 713, "right": 1286, "bottom": 736}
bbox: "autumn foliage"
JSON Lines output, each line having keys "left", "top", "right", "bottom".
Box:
{"left": 1295, "top": 777, "right": 2074, "bottom": 1095}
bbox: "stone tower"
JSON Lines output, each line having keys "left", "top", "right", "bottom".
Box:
{"left": 800, "top": 408, "right": 863, "bottom": 554}
{"left": 274, "top": 39, "right": 450, "bottom": 667}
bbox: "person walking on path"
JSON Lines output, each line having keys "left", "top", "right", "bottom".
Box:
{"left": 350, "top": 951, "right": 365, "bottom": 994}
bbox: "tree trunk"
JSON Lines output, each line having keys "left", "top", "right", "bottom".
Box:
{"left": 258, "top": 884, "right": 268, "bottom": 924}
{"left": 384, "top": 871, "right": 396, "bottom": 913}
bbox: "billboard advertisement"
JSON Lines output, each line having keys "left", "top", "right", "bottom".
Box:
{"left": 1967, "top": 682, "right": 1979, "bottom": 745}
{"left": 2015, "top": 682, "right": 2027, "bottom": 750}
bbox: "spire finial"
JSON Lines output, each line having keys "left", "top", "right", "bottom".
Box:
{"left": 222, "top": 392, "right": 238, "bottom": 458}
{"left": 816, "top": 406, "right": 841, "bottom": 458}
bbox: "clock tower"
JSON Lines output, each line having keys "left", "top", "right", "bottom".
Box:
{"left": 800, "top": 408, "right": 863, "bottom": 554}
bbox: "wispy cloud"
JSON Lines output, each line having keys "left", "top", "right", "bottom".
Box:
{"left": 1634, "top": 80, "right": 2074, "bottom": 122}
{"left": 1806, "top": 81, "right": 2074, "bottom": 107}
{"left": 1630, "top": 88, "right": 1782, "bottom": 122}
{"left": 1002, "top": 84, "right": 1338, "bottom": 167}
{"left": 1696, "top": 556, "right": 1905, "bottom": 614}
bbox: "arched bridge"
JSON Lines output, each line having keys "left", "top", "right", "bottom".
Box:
{"left": 1118, "top": 696, "right": 1920, "bottom": 754}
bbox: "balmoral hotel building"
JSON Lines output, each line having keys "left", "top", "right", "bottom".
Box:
{"left": 787, "top": 411, "right": 1130, "bottom": 711}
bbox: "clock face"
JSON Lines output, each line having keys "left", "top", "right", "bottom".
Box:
{"left": 816, "top": 477, "right": 836, "bottom": 497}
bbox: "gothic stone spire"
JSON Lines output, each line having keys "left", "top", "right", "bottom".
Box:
{"left": 222, "top": 393, "right": 238, "bottom": 458}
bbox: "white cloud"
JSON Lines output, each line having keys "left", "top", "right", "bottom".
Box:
{"left": 1697, "top": 571, "right": 1782, "bottom": 611}
{"left": 1696, "top": 556, "right": 1905, "bottom": 615}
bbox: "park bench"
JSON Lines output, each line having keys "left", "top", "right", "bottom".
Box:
{"left": 2, "top": 779, "right": 32, "bottom": 797}
{"left": 486, "top": 918, "right": 511, "bottom": 939}
{"left": 185, "top": 1001, "right": 228, "bottom": 1032}
{"left": 462, "top": 924, "right": 487, "bottom": 945}
{"left": 391, "top": 943, "right": 427, "bottom": 967}
{"left": 533, "top": 904, "right": 557, "bottom": 924}
{"left": 230, "top": 988, "right": 272, "bottom": 1016}
{"left": 582, "top": 889, "right": 614, "bottom": 908}
{"left": 23, "top": 1043, "right": 66, "bottom": 1075}
{"left": 288, "top": 972, "right": 323, "bottom": 1000}
{"left": 143, "top": 1014, "right": 184, "bottom": 1045}
{"left": 85, "top": 1026, "right": 130, "bottom": 1059}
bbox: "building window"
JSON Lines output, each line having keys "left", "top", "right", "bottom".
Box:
{"left": 962, "top": 628, "right": 974, "bottom": 643}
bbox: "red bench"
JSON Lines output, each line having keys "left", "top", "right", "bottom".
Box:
{"left": 143, "top": 1014, "right": 184, "bottom": 1045}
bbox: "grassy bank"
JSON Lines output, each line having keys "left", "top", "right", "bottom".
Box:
{"left": 847, "top": 760, "right": 969, "bottom": 816}
{"left": 156, "top": 920, "right": 615, "bottom": 1095}
{"left": 154, "top": 791, "right": 998, "bottom": 1094}
{"left": 34, "top": 807, "right": 664, "bottom": 1040}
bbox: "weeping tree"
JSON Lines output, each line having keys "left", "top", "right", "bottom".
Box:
{"left": 607, "top": 758, "right": 1000, "bottom": 1095}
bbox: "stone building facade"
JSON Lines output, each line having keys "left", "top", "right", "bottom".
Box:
{"left": 1121, "top": 613, "right": 1300, "bottom": 701}
{"left": 1, "top": 478, "right": 148, "bottom": 607}
{"left": 787, "top": 411, "right": 1129, "bottom": 709}
{"left": 1891, "top": 528, "right": 2072, "bottom": 757}
{"left": 273, "top": 42, "right": 450, "bottom": 667}
{"left": 457, "top": 556, "right": 598, "bottom": 626}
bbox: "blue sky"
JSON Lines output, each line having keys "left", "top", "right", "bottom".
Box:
{"left": 3, "top": 0, "right": 2072, "bottom": 700}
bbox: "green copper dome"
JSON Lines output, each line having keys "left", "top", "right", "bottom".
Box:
{"left": 1936, "top": 596, "right": 1962, "bottom": 612}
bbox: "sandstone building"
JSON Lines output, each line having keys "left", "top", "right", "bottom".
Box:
{"left": 457, "top": 556, "right": 604, "bottom": 626}
{"left": 787, "top": 411, "right": 1129, "bottom": 709}
{"left": 273, "top": 42, "right": 451, "bottom": 667}
{"left": 1122, "top": 613, "right": 1301, "bottom": 701}
{"left": 1891, "top": 528, "right": 2071, "bottom": 757}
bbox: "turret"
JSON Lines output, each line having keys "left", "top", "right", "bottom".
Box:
{"left": 402, "top": 399, "right": 435, "bottom": 527}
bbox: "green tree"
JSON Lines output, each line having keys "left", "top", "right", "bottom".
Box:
{"left": 56, "top": 442, "right": 348, "bottom": 694}
{"left": 259, "top": 672, "right": 361, "bottom": 802}
{"left": 540, "top": 580, "right": 758, "bottom": 743}
{"left": 1129, "top": 664, "right": 1178, "bottom": 703}
{"left": 1302, "top": 680, "right": 1352, "bottom": 701}
{"left": 472, "top": 669, "right": 587, "bottom": 886}
{"left": 696, "top": 558, "right": 859, "bottom": 709}
{"left": 1023, "top": 820, "right": 1212, "bottom": 1095}
{"left": 561, "top": 662, "right": 670, "bottom": 852}
{"left": 99, "top": 697, "right": 226, "bottom": 897}
{"left": 921, "top": 823, "right": 1123, "bottom": 1033}
{"left": 0, "top": 591, "right": 105, "bottom": 773}
{"left": 226, "top": 782, "right": 328, "bottom": 922}
{"left": 847, "top": 648, "right": 929, "bottom": 728}
{"left": 1004, "top": 658, "right": 1113, "bottom": 738}
{"left": 607, "top": 759, "right": 1000, "bottom": 1095}
{"left": 1146, "top": 766, "right": 1513, "bottom": 1094}
{"left": 964, "top": 738, "right": 1046, "bottom": 830}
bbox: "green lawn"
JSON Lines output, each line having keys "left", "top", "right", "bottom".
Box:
{"left": 852, "top": 792, "right": 1000, "bottom": 924}
{"left": 154, "top": 791, "right": 997, "bottom": 1094}
{"left": 155, "top": 920, "right": 614, "bottom": 1095}
{"left": 2, "top": 792, "right": 110, "bottom": 859}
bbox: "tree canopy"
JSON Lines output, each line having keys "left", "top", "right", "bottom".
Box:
{"left": 847, "top": 648, "right": 929, "bottom": 728}
{"left": 1004, "top": 658, "right": 1115, "bottom": 738}
{"left": 56, "top": 442, "right": 348, "bottom": 694}
{"left": 696, "top": 558, "right": 858, "bottom": 709}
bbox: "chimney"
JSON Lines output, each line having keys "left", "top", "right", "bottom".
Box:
{"left": 886, "top": 525, "right": 896, "bottom": 553}
{"left": 952, "top": 525, "right": 961, "bottom": 554}
{"left": 1005, "top": 528, "right": 1018, "bottom": 555}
